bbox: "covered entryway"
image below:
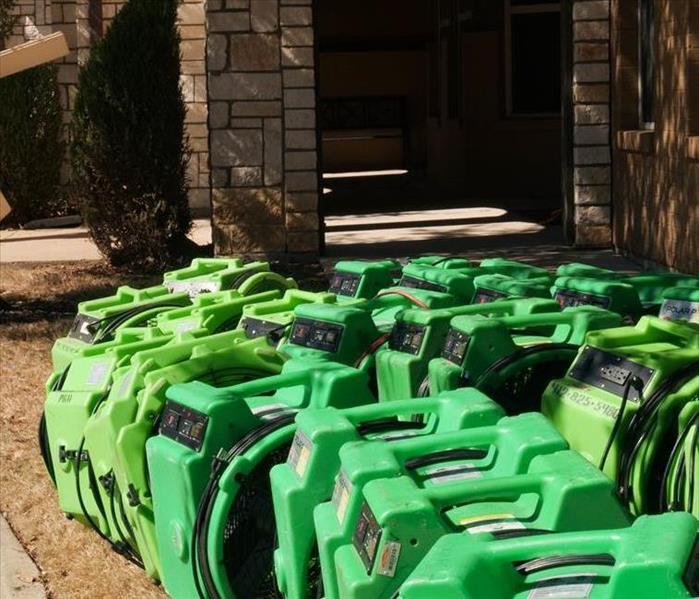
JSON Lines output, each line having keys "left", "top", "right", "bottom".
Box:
{"left": 315, "top": 0, "right": 566, "bottom": 254}
{"left": 205, "top": 0, "right": 614, "bottom": 257}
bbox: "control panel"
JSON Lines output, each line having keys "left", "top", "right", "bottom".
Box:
{"left": 472, "top": 287, "right": 509, "bottom": 304}
{"left": 159, "top": 401, "right": 209, "bottom": 451}
{"left": 555, "top": 289, "right": 611, "bottom": 310}
{"left": 399, "top": 276, "right": 446, "bottom": 293}
{"left": 329, "top": 272, "right": 362, "bottom": 297}
{"left": 68, "top": 313, "right": 102, "bottom": 343}
{"left": 353, "top": 501, "right": 382, "bottom": 573}
{"left": 389, "top": 322, "right": 426, "bottom": 355}
{"left": 289, "top": 318, "right": 343, "bottom": 353}
{"left": 441, "top": 327, "right": 471, "bottom": 365}
{"left": 569, "top": 346, "right": 655, "bottom": 401}
{"left": 241, "top": 317, "right": 283, "bottom": 341}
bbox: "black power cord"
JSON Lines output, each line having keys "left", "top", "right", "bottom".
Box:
{"left": 616, "top": 361, "right": 699, "bottom": 508}
{"left": 192, "top": 414, "right": 296, "bottom": 599}
{"left": 598, "top": 375, "right": 644, "bottom": 473}
{"left": 660, "top": 411, "right": 698, "bottom": 512}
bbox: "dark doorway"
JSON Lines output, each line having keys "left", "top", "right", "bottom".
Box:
{"left": 316, "top": 0, "right": 565, "bottom": 254}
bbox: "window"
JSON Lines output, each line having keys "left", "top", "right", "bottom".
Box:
{"left": 505, "top": 0, "right": 562, "bottom": 116}
{"left": 638, "top": 0, "right": 655, "bottom": 128}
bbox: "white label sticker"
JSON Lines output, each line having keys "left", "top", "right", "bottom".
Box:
{"left": 174, "top": 319, "right": 199, "bottom": 333}
{"left": 332, "top": 470, "right": 352, "bottom": 524}
{"left": 287, "top": 430, "right": 313, "bottom": 478}
{"left": 86, "top": 362, "right": 110, "bottom": 386}
{"left": 660, "top": 299, "right": 699, "bottom": 323}
{"left": 528, "top": 574, "right": 596, "bottom": 599}
{"left": 117, "top": 368, "right": 136, "bottom": 397}
{"left": 80, "top": 320, "right": 93, "bottom": 336}
{"left": 423, "top": 463, "right": 482, "bottom": 484}
{"left": 166, "top": 280, "right": 221, "bottom": 298}
{"left": 377, "top": 541, "right": 401, "bottom": 578}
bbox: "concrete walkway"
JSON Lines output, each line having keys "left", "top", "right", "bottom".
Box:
{"left": 0, "top": 219, "right": 213, "bottom": 263}
{"left": 0, "top": 516, "right": 45, "bottom": 599}
{"left": 0, "top": 208, "right": 641, "bottom": 272}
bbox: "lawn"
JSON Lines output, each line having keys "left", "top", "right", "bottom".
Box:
{"left": 0, "top": 260, "right": 326, "bottom": 598}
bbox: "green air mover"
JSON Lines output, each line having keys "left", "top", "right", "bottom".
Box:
{"left": 54, "top": 290, "right": 342, "bottom": 577}
{"left": 478, "top": 258, "right": 550, "bottom": 280}
{"left": 42, "top": 328, "right": 204, "bottom": 536}
{"left": 375, "top": 298, "right": 560, "bottom": 402}
{"left": 398, "top": 512, "right": 699, "bottom": 599}
{"left": 426, "top": 307, "right": 622, "bottom": 413}
{"left": 271, "top": 389, "right": 505, "bottom": 599}
{"left": 154, "top": 288, "right": 284, "bottom": 335}
{"left": 329, "top": 260, "right": 400, "bottom": 301}
{"left": 661, "top": 287, "right": 699, "bottom": 323}
{"left": 624, "top": 273, "right": 699, "bottom": 310}
{"left": 237, "top": 289, "right": 337, "bottom": 341}
{"left": 42, "top": 287, "right": 285, "bottom": 484}
{"left": 332, "top": 450, "right": 631, "bottom": 599}
{"left": 471, "top": 274, "right": 553, "bottom": 304}
{"left": 551, "top": 276, "right": 644, "bottom": 322}
{"left": 556, "top": 262, "right": 616, "bottom": 279}
{"left": 80, "top": 331, "right": 284, "bottom": 576}
{"left": 409, "top": 256, "right": 475, "bottom": 270}
{"left": 162, "top": 258, "right": 293, "bottom": 297}
{"left": 281, "top": 303, "right": 383, "bottom": 370}
{"left": 542, "top": 316, "right": 699, "bottom": 515}
{"left": 52, "top": 287, "right": 192, "bottom": 374}
{"left": 557, "top": 263, "right": 699, "bottom": 309}
{"left": 313, "top": 412, "right": 568, "bottom": 599}
{"left": 396, "top": 264, "right": 475, "bottom": 301}
{"left": 148, "top": 361, "right": 376, "bottom": 599}
{"left": 51, "top": 259, "right": 286, "bottom": 372}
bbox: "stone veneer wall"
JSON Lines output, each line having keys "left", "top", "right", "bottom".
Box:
{"left": 2, "top": 0, "right": 210, "bottom": 212}
{"left": 572, "top": 0, "right": 614, "bottom": 246}
{"left": 206, "top": 0, "right": 321, "bottom": 256}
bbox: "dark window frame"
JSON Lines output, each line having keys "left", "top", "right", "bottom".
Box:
{"left": 638, "top": 0, "right": 655, "bottom": 129}
{"left": 504, "top": 0, "right": 562, "bottom": 118}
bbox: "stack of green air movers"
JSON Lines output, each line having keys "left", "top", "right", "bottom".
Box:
{"left": 543, "top": 315, "right": 699, "bottom": 517}
{"left": 39, "top": 256, "right": 699, "bottom": 599}
{"left": 40, "top": 257, "right": 403, "bottom": 578}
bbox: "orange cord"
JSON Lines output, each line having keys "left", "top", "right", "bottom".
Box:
{"left": 354, "top": 332, "right": 392, "bottom": 368}
{"left": 375, "top": 289, "right": 429, "bottom": 309}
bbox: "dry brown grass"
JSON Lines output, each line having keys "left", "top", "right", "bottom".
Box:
{"left": 1, "top": 262, "right": 165, "bottom": 599}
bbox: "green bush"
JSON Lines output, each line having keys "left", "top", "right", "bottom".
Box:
{"left": 71, "top": 0, "right": 192, "bottom": 270}
{"left": 0, "top": 64, "right": 66, "bottom": 225}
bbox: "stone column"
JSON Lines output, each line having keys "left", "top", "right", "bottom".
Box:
{"left": 206, "top": 0, "right": 321, "bottom": 257}
{"left": 572, "top": 0, "right": 613, "bottom": 246}
{"left": 178, "top": 0, "right": 211, "bottom": 214}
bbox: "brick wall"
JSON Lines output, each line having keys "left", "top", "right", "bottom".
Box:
{"left": 206, "top": 0, "right": 321, "bottom": 256}
{"left": 2, "top": 0, "right": 53, "bottom": 48}
{"left": 2, "top": 0, "right": 210, "bottom": 212}
{"left": 572, "top": 0, "right": 613, "bottom": 247}
{"left": 611, "top": 0, "right": 699, "bottom": 273}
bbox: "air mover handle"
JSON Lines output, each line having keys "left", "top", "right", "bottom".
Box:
{"left": 462, "top": 512, "right": 695, "bottom": 566}
{"left": 355, "top": 419, "right": 426, "bottom": 436}
{"left": 405, "top": 448, "right": 489, "bottom": 471}
{"left": 340, "top": 390, "right": 504, "bottom": 428}
{"left": 424, "top": 472, "right": 546, "bottom": 510}
{"left": 515, "top": 553, "right": 615, "bottom": 575}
